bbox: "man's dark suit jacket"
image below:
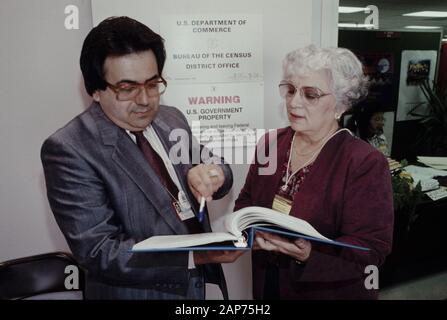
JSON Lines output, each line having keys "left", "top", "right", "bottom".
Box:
{"left": 235, "top": 127, "right": 393, "bottom": 299}
{"left": 41, "top": 102, "right": 232, "bottom": 299}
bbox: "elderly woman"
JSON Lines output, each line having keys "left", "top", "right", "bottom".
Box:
{"left": 234, "top": 45, "right": 393, "bottom": 300}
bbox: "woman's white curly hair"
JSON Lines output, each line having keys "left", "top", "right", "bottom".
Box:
{"left": 282, "top": 45, "right": 369, "bottom": 112}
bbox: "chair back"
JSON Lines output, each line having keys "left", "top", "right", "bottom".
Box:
{"left": 0, "top": 252, "right": 84, "bottom": 299}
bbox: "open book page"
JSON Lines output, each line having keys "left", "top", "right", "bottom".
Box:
{"left": 224, "top": 206, "right": 331, "bottom": 242}
{"left": 132, "top": 232, "right": 239, "bottom": 251}
{"left": 132, "top": 206, "right": 338, "bottom": 252}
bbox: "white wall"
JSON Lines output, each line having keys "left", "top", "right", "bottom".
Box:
{"left": 0, "top": 0, "right": 93, "bottom": 260}
{"left": 0, "top": 0, "right": 338, "bottom": 299}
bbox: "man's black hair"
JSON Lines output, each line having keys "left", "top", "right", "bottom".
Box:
{"left": 80, "top": 16, "right": 166, "bottom": 96}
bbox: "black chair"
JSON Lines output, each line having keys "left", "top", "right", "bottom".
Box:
{"left": 0, "top": 252, "right": 84, "bottom": 300}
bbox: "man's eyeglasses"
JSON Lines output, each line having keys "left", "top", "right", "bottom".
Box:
{"left": 106, "top": 77, "right": 167, "bottom": 101}
{"left": 279, "top": 82, "right": 331, "bottom": 106}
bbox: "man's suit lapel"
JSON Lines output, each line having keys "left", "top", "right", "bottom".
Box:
{"left": 90, "top": 103, "right": 187, "bottom": 235}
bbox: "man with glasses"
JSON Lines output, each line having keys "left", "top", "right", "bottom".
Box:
{"left": 41, "top": 16, "right": 242, "bottom": 300}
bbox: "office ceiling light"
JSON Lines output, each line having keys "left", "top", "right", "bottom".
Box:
{"left": 403, "top": 11, "right": 447, "bottom": 18}
{"left": 404, "top": 26, "right": 441, "bottom": 29}
{"left": 339, "top": 6, "right": 367, "bottom": 14}
{"left": 338, "top": 23, "right": 374, "bottom": 28}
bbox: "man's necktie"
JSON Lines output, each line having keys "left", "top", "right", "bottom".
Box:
{"left": 131, "top": 131, "right": 203, "bottom": 233}
{"left": 131, "top": 131, "right": 179, "bottom": 199}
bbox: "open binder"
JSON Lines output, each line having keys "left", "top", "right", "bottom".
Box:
{"left": 131, "top": 206, "right": 369, "bottom": 252}
{"left": 131, "top": 207, "right": 369, "bottom": 252}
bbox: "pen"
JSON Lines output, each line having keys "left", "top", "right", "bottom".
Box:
{"left": 198, "top": 196, "right": 206, "bottom": 222}
{"left": 197, "top": 168, "right": 219, "bottom": 222}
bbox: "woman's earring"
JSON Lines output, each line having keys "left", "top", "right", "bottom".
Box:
{"left": 335, "top": 113, "right": 341, "bottom": 120}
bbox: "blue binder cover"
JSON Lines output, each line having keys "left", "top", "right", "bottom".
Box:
{"left": 130, "top": 227, "right": 369, "bottom": 252}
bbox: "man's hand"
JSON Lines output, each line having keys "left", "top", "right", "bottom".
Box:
{"left": 193, "top": 250, "right": 246, "bottom": 265}
{"left": 254, "top": 231, "right": 312, "bottom": 263}
{"left": 187, "top": 164, "right": 225, "bottom": 202}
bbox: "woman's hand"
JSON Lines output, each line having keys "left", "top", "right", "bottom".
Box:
{"left": 255, "top": 231, "right": 312, "bottom": 263}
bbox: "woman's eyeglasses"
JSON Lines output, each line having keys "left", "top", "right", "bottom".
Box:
{"left": 279, "top": 82, "right": 331, "bottom": 106}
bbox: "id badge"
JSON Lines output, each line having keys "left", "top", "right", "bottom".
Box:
{"left": 178, "top": 191, "right": 191, "bottom": 211}
{"left": 272, "top": 194, "right": 292, "bottom": 215}
{"left": 173, "top": 202, "right": 195, "bottom": 221}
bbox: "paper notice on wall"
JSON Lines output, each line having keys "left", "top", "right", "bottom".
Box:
{"left": 161, "top": 82, "right": 264, "bottom": 147}
{"left": 160, "top": 14, "right": 264, "bottom": 146}
{"left": 396, "top": 50, "right": 437, "bottom": 121}
{"left": 160, "top": 14, "right": 263, "bottom": 84}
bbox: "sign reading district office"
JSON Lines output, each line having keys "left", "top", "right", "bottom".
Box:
{"left": 160, "top": 14, "right": 263, "bottom": 83}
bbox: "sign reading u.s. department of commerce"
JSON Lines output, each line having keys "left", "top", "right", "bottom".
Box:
{"left": 161, "top": 14, "right": 263, "bottom": 84}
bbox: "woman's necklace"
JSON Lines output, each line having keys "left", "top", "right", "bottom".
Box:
{"left": 294, "top": 143, "right": 322, "bottom": 156}
{"left": 281, "top": 128, "right": 352, "bottom": 191}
